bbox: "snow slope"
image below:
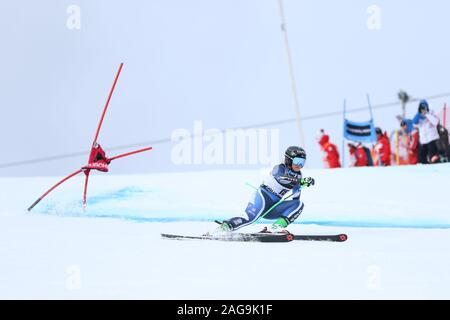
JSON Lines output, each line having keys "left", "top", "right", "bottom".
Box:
{"left": 1, "top": 164, "right": 450, "bottom": 299}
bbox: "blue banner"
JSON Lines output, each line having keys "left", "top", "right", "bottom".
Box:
{"left": 343, "top": 119, "right": 377, "bottom": 143}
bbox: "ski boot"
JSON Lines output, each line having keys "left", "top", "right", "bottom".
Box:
{"left": 217, "top": 221, "right": 233, "bottom": 232}
{"left": 206, "top": 220, "right": 233, "bottom": 236}
{"left": 270, "top": 217, "right": 289, "bottom": 234}
{"left": 258, "top": 217, "right": 290, "bottom": 234}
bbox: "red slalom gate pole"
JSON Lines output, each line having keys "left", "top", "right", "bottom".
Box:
{"left": 92, "top": 63, "right": 124, "bottom": 147}
{"left": 83, "top": 63, "right": 124, "bottom": 207}
{"left": 28, "top": 64, "right": 153, "bottom": 211}
{"left": 83, "top": 170, "right": 90, "bottom": 207}
{"left": 27, "top": 169, "right": 83, "bottom": 211}
{"left": 109, "top": 147, "right": 153, "bottom": 162}
{"left": 444, "top": 103, "right": 447, "bottom": 129}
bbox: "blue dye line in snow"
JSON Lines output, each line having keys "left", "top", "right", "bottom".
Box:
{"left": 299, "top": 220, "right": 450, "bottom": 229}
{"left": 87, "top": 187, "right": 147, "bottom": 205}
{"left": 36, "top": 210, "right": 450, "bottom": 229}
{"left": 37, "top": 187, "right": 450, "bottom": 229}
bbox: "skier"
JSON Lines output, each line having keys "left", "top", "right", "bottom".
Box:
{"left": 317, "top": 129, "right": 341, "bottom": 168}
{"left": 413, "top": 100, "right": 440, "bottom": 164}
{"left": 218, "top": 146, "right": 315, "bottom": 233}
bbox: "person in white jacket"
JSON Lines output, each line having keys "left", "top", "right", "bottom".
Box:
{"left": 412, "top": 100, "right": 440, "bottom": 164}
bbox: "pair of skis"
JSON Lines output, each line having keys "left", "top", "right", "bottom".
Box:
{"left": 28, "top": 63, "right": 152, "bottom": 211}
{"left": 161, "top": 204, "right": 348, "bottom": 243}
{"left": 161, "top": 232, "right": 348, "bottom": 243}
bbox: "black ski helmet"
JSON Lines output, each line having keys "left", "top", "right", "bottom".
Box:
{"left": 284, "top": 146, "right": 306, "bottom": 168}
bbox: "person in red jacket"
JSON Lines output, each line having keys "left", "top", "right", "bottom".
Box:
{"left": 348, "top": 142, "right": 370, "bottom": 167}
{"left": 400, "top": 120, "right": 419, "bottom": 165}
{"left": 374, "top": 127, "right": 391, "bottom": 166}
{"left": 317, "top": 129, "right": 341, "bottom": 168}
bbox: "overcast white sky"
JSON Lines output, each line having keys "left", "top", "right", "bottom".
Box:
{"left": 1, "top": 0, "right": 449, "bottom": 177}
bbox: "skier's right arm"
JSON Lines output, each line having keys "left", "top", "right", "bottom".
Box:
{"left": 271, "top": 165, "right": 300, "bottom": 185}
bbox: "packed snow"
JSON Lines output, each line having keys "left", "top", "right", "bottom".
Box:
{"left": 1, "top": 163, "right": 450, "bottom": 299}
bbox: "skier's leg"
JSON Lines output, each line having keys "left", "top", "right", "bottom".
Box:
{"left": 265, "top": 200, "right": 304, "bottom": 230}
{"left": 222, "top": 187, "right": 275, "bottom": 231}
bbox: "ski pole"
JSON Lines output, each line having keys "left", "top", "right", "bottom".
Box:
{"left": 245, "top": 182, "right": 293, "bottom": 224}
{"left": 244, "top": 181, "right": 305, "bottom": 225}
{"left": 245, "top": 181, "right": 258, "bottom": 190}
{"left": 245, "top": 181, "right": 298, "bottom": 224}
{"left": 244, "top": 181, "right": 302, "bottom": 225}
{"left": 251, "top": 189, "right": 297, "bottom": 226}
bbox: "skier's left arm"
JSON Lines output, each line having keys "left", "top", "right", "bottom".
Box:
{"left": 290, "top": 177, "right": 315, "bottom": 200}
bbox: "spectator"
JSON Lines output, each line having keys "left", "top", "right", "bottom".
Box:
{"left": 374, "top": 127, "right": 391, "bottom": 166}
{"left": 348, "top": 142, "right": 372, "bottom": 167}
{"left": 400, "top": 120, "right": 419, "bottom": 165}
{"left": 317, "top": 129, "right": 341, "bottom": 168}
{"left": 396, "top": 115, "right": 414, "bottom": 133}
{"left": 436, "top": 124, "right": 450, "bottom": 162}
{"left": 412, "top": 100, "right": 440, "bottom": 164}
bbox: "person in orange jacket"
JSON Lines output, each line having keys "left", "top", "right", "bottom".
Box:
{"left": 317, "top": 129, "right": 341, "bottom": 168}
{"left": 374, "top": 127, "right": 392, "bottom": 166}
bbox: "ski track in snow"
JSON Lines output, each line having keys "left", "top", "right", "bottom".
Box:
{"left": 0, "top": 164, "right": 450, "bottom": 298}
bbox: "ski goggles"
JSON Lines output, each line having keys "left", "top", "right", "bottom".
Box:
{"left": 292, "top": 157, "right": 306, "bottom": 167}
